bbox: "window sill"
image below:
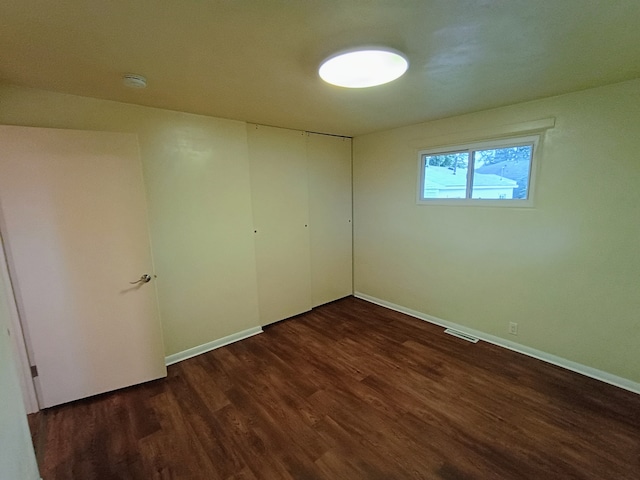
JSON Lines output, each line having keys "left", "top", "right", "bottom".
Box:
{"left": 416, "top": 198, "right": 534, "bottom": 208}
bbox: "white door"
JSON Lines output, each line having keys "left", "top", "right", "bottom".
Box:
{"left": 307, "top": 133, "right": 353, "bottom": 307}
{"left": 247, "top": 125, "right": 312, "bottom": 325}
{"left": 0, "top": 125, "right": 166, "bottom": 408}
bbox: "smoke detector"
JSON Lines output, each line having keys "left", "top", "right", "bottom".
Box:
{"left": 122, "top": 74, "right": 147, "bottom": 89}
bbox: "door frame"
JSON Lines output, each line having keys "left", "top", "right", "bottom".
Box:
{"left": 0, "top": 227, "right": 39, "bottom": 413}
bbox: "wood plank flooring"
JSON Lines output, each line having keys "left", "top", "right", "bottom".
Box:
{"left": 31, "top": 297, "right": 640, "bottom": 479}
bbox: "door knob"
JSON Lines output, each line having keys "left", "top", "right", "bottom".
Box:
{"left": 130, "top": 274, "right": 152, "bottom": 284}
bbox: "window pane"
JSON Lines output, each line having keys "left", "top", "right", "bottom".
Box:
{"left": 423, "top": 151, "right": 470, "bottom": 199}
{"left": 471, "top": 144, "right": 532, "bottom": 199}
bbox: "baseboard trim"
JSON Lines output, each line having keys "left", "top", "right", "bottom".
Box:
{"left": 354, "top": 292, "right": 640, "bottom": 395}
{"left": 165, "top": 326, "right": 263, "bottom": 366}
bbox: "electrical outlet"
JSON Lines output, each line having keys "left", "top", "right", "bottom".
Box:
{"left": 509, "top": 322, "right": 518, "bottom": 335}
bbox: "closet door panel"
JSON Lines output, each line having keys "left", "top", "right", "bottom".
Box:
{"left": 247, "top": 125, "right": 311, "bottom": 325}
{"left": 307, "top": 133, "right": 353, "bottom": 307}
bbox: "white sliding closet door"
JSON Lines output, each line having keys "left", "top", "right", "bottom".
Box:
{"left": 247, "top": 125, "right": 312, "bottom": 325}
{"left": 307, "top": 133, "right": 353, "bottom": 307}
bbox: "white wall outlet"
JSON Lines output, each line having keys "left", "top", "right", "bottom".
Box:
{"left": 509, "top": 322, "right": 518, "bottom": 335}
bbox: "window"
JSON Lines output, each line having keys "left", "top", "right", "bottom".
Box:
{"left": 417, "top": 135, "right": 538, "bottom": 206}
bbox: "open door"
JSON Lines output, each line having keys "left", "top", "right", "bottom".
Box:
{"left": 0, "top": 125, "right": 166, "bottom": 408}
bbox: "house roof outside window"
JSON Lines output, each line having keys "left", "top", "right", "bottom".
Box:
{"left": 424, "top": 166, "right": 518, "bottom": 190}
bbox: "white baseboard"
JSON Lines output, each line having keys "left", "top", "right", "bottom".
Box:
{"left": 354, "top": 292, "right": 640, "bottom": 395}
{"left": 165, "top": 326, "right": 263, "bottom": 366}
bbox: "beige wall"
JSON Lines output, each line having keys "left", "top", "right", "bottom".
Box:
{"left": 5, "top": 78, "right": 637, "bottom": 388}
{"left": 0, "top": 84, "right": 261, "bottom": 356}
{"left": 0, "top": 238, "right": 40, "bottom": 479}
{"left": 353, "top": 79, "right": 640, "bottom": 384}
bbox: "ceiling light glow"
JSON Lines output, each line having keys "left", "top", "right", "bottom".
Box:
{"left": 319, "top": 48, "right": 408, "bottom": 88}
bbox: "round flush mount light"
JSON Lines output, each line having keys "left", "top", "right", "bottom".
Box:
{"left": 319, "top": 47, "right": 409, "bottom": 88}
{"left": 122, "top": 74, "right": 147, "bottom": 89}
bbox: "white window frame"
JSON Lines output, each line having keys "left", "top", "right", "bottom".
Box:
{"left": 417, "top": 134, "right": 540, "bottom": 207}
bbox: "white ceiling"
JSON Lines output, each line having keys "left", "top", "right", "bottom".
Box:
{"left": 1, "top": 1, "right": 640, "bottom": 137}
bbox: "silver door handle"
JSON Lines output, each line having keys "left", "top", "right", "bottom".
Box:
{"left": 130, "top": 274, "right": 152, "bottom": 284}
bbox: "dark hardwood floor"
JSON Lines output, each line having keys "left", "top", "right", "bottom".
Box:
{"left": 30, "top": 297, "right": 640, "bottom": 479}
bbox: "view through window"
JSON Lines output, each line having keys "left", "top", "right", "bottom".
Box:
{"left": 419, "top": 137, "right": 537, "bottom": 203}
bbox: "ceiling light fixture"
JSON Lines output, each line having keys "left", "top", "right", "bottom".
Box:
{"left": 122, "top": 74, "right": 147, "bottom": 89}
{"left": 319, "top": 47, "right": 408, "bottom": 88}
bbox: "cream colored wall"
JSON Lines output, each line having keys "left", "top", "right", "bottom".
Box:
{"left": 0, "top": 238, "right": 40, "bottom": 479}
{"left": 353, "top": 79, "right": 640, "bottom": 383}
{"left": 0, "top": 84, "right": 261, "bottom": 356}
